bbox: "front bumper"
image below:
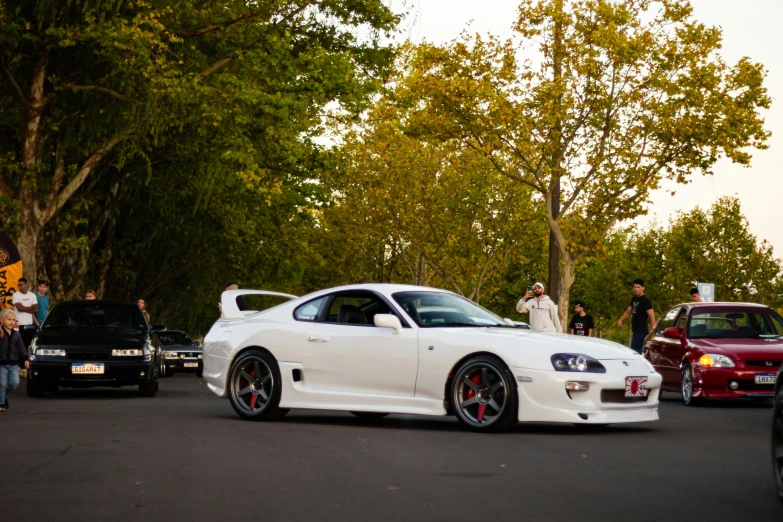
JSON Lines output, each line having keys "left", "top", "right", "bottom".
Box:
{"left": 29, "top": 358, "right": 155, "bottom": 388}
{"left": 693, "top": 366, "right": 777, "bottom": 398}
{"left": 511, "top": 360, "right": 662, "bottom": 424}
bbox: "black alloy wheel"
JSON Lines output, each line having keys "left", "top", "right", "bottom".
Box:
{"left": 772, "top": 385, "right": 783, "bottom": 502}
{"left": 451, "top": 355, "right": 518, "bottom": 433}
{"left": 228, "top": 350, "right": 288, "bottom": 421}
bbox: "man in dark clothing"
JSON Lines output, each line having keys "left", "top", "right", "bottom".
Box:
{"left": 0, "top": 309, "right": 30, "bottom": 412}
{"left": 569, "top": 301, "right": 594, "bottom": 337}
{"left": 617, "top": 279, "right": 655, "bottom": 354}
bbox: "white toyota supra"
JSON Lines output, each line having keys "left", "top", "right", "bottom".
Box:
{"left": 203, "top": 284, "right": 662, "bottom": 432}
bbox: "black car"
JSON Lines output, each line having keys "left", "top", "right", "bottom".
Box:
{"left": 155, "top": 330, "right": 203, "bottom": 377}
{"left": 27, "top": 300, "right": 160, "bottom": 397}
{"left": 773, "top": 364, "right": 783, "bottom": 502}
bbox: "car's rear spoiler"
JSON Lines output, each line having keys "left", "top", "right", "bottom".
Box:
{"left": 221, "top": 289, "right": 299, "bottom": 320}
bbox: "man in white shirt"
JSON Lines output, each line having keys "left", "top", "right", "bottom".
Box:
{"left": 12, "top": 278, "right": 38, "bottom": 326}
{"left": 516, "top": 282, "right": 562, "bottom": 333}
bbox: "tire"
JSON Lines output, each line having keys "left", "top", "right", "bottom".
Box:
{"left": 772, "top": 385, "right": 783, "bottom": 503}
{"left": 159, "top": 360, "right": 167, "bottom": 378}
{"left": 26, "top": 376, "right": 45, "bottom": 398}
{"left": 350, "top": 411, "right": 390, "bottom": 419}
{"left": 227, "top": 350, "right": 286, "bottom": 421}
{"left": 195, "top": 371, "right": 203, "bottom": 378}
{"left": 451, "top": 355, "right": 518, "bottom": 433}
{"left": 681, "top": 363, "right": 702, "bottom": 406}
{"left": 139, "top": 370, "right": 158, "bottom": 397}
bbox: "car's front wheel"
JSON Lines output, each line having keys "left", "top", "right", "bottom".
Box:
{"left": 772, "top": 384, "right": 783, "bottom": 502}
{"left": 228, "top": 350, "right": 287, "bottom": 421}
{"left": 26, "top": 375, "right": 45, "bottom": 398}
{"left": 139, "top": 369, "right": 158, "bottom": 397}
{"left": 451, "top": 355, "right": 518, "bottom": 433}
{"left": 681, "top": 362, "right": 702, "bottom": 406}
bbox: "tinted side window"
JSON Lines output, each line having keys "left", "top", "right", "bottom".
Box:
{"left": 325, "top": 292, "right": 392, "bottom": 326}
{"left": 294, "top": 297, "right": 327, "bottom": 322}
{"left": 655, "top": 307, "right": 681, "bottom": 335}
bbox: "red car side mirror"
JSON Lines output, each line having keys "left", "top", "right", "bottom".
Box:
{"left": 663, "top": 327, "right": 681, "bottom": 340}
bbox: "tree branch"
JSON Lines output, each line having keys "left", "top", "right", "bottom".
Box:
{"left": 1, "top": 61, "right": 28, "bottom": 106}
{"left": 39, "top": 133, "right": 123, "bottom": 226}
{"left": 62, "top": 84, "right": 143, "bottom": 104}
{"left": 174, "top": 9, "right": 268, "bottom": 38}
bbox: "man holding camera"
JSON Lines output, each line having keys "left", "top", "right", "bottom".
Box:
{"left": 516, "top": 282, "right": 562, "bottom": 333}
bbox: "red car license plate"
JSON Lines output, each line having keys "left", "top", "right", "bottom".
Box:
{"left": 625, "top": 376, "right": 648, "bottom": 397}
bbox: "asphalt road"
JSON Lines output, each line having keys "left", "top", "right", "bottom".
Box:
{"left": 1, "top": 375, "right": 780, "bottom": 521}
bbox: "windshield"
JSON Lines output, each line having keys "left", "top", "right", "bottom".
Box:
{"left": 158, "top": 332, "right": 195, "bottom": 346}
{"left": 43, "top": 303, "right": 148, "bottom": 331}
{"left": 392, "top": 291, "right": 508, "bottom": 328}
{"left": 688, "top": 309, "right": 783, "bottom": 339}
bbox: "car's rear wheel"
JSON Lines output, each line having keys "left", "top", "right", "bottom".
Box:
{"left": 451, "top": 355, "right": 518, "bottom": 433}
{"left": 772, "top": 385, "right": 783, "bottom": 502}
{"left": 26, "top": 376, "right": 45, "bottom": 398}
{"left": 681, "top": 363, "right": 702, "bottom": 406}
{"left": 350, "top": 411, "right": 390, "bottom": 419}
{"left": 228, "top": 350, "right": 286, "bottom": 421}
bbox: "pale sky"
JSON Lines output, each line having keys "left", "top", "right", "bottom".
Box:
{"left": 394, "top": 0, "right": 782, "bottom": 254}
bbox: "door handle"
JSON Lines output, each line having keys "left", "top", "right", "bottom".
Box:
{"left": 307, "top": 336, "right": 329, "bottom": 343}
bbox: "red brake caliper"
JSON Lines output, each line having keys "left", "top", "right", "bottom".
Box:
{"left": 468, "top": 374, "right": 487, "bottom": 421}
{"left": 249, "top": 369, "right": 258, "bottom": 408}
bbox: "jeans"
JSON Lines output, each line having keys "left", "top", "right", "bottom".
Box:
{"left": 630, "top": 333, "right": 648, "bottom": 354}
{"left": 0, "top": 365, "right": 20, "bottom": 406}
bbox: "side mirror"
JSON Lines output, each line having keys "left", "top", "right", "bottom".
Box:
{"left": 374, "top": 314, "right": 403, "bottom": 334}
{"left": 150, "top": 325, "right": 166, "bottom": 333}
{"left": 663, "top": 327, "right": 681, "bottom": 340}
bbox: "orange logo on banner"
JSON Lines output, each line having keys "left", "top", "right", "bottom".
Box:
{"left": 0, "top": 233, "right": 23, "bottom": 309}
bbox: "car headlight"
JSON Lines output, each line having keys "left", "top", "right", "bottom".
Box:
{"left": 698, "top": 354, "right": 735, "bottom": 368}
{"left": 198, "top": 354, "right": 203, "bottom": 359}
{"left": 112, "top": 349, "right": 144, "bottom": 356}
{"left": 551, "top": 353, "right": 606, "bottom": 373}
{"left": 35, "top": 348, "right": 66, "bottom": 356}
{"left": 163, "top": 352, "right": 178, "bottom": 358}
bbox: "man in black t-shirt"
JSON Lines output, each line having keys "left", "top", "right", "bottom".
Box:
{"left": 569, "top": 301, "right": 594, "bottom": 337}
{"left": 617, "top": 278, "right": 655, "bottom": 354}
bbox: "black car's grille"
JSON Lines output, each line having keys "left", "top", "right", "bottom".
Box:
{"left": 600, "top": 389, "right": 650, "bottom": 404}
{"left": 744, "top": 360, "right": 782, "bottom": 368}
{"left": 67, "top": 352, "right": 110, "bottom": 361}
{"left": 733, "top": 379, "right": 775, "bottom": 391}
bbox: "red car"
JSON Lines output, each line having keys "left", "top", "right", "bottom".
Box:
{"left": 643, "top": 302, "right": 783, "bottom": 405}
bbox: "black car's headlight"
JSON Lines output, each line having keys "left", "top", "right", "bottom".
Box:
{"left": 551, "top": 353, "right": 606, "bottom": 373}
{"left": 112, "top": 349, "right": 144, "bottom": 356}
{"left": 35, "top": 348, "right": 66, "bottom": 356}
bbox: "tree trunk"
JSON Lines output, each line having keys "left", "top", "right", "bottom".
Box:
{"left": 15, "top": 224, "right": 41, "bottom": 282}
{"left": 548, "top": 191, "right": 560, "bottom": 303}
{"left": 557, "top": 254, "right": 576, "bottom": 333}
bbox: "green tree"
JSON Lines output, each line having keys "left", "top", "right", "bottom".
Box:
{"left": 316, "top": 90, "right": 547, "bottom": 303}
{"left": 399, "top": 0, "right": 770, "bottom": 329}
{"left": 0, "top": 0, "right": 398, "bottom": 285}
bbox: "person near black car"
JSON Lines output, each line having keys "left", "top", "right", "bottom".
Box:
{"left": 0, "top": 309, "right": 29, "bottom": 412}
{"left": 569, "top": 301, "right": 594, "bottom": 337}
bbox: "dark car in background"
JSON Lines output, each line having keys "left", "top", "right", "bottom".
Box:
{"left": 773, "top": 364, "right": 783, "bottom": 502}
{"left": 155, "top": 330, "right": 203, "bottom": 377}
{"left": 644, "top": 302, "right": 783, "bottom": 405}
{"left": 27, "top": 301, "right": 160, "bottom": 397}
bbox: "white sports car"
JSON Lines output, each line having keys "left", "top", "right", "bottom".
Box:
{"left": 204, "top": 284, "right": 662, "bottom": 432}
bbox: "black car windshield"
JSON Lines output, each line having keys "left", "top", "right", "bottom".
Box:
{"left": 43, "top": 303, "right": 148, "bottom": 331}
{"left": 392, "top": 291, "right": 509, "bottom": 328}
{"left": 158, "top": 332, "right": 195, "bottom": 346}
{"left": 688, "top": 309, "right": 783, "bottom": 339}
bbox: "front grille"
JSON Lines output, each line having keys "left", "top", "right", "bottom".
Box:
{"left": 744, "top": 360, "right": 782, "bottom": 368}
{"left": 600, "top": 389, "right": 650, "bottom": 404}
{"left": 733, "top": 379, "right": 775, "bottom": 391}
{"left": 67, "top": 352, "right": 109, "bottom": 361}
